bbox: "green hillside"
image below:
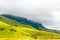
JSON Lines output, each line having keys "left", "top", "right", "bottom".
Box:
{"left": 0, "top": 15, "right": 60, "bottom": 40}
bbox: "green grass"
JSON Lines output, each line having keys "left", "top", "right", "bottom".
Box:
{"left": 0, "top": 21, "right": 60, "bottom": 40}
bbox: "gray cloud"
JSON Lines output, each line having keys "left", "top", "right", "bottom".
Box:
{"left": 0, "top": 0, "right": 60, "bottom": 30}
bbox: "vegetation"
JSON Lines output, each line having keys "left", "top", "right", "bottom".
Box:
{"left": 0, "top": 21, "right": 60, "bottom": 40}
{"left": 1, "top": 14, "right": 45, "bottom": 29}
{"left": 0, "top": 14, "right": 60, "bottom": 40}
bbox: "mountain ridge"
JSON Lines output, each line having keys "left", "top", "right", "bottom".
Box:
{"left": 0, "top": 14, "right": 60, "bottom": 34}
{"left": 0, "top": 14, "right": 60, "bottom": 40}
{"left": 1, "top": 14, "right": 45, "bottom": 30}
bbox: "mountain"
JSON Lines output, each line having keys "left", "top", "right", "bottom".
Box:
{"left": 0, "top": 14, "right": 60, "bottom": 40}
{"left": 1, "top": 14, "right": 45, "bottom": 30}
{"left": 1, "top": 14, "right": 60, "bottom": 34}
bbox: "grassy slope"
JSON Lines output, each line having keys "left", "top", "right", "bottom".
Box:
{"left": 0, "top": 16, "right": 34, "bottom": 28}
{"left": 0, "top": 21, "right": 60, "bottom": 40}
{"left": 0, "top": 16, "right": 60, "bottom": 40}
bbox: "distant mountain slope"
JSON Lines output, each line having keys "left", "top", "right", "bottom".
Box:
{"left": 1, "top": 14, "right": 60, "bottom": 34}
{"left": 1, "top": 14, "right": 45, "bottom": 30}
{"left": 0, "top": 14, "right": 60, "bottom": 34}
{"left": 0, "top": 14, "right": 60, "bottom": 40}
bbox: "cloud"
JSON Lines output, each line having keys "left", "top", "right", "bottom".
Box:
{"left": 0, "top": 0, "right": 60, "bottom": 30}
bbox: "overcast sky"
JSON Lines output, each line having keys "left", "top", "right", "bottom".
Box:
{"left": 0, "top": 0, "right": 60, "bottom": 30}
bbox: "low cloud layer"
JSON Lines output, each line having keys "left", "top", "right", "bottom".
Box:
{"left": 0, "top": 0, "right": 60, "bottom": 30}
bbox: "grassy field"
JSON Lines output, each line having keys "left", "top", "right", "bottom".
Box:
{"left": 0, "top": 21, "right": 60, "bottom": 40}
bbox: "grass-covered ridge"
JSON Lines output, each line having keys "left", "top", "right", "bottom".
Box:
{"left": 1, "top": 14, "right": 60, "bottom": 34}
{"left": 0, "top": 14, "right": 60, "bottom": 40}
{"left": 1, "top": 14, "right": 45, "bottom": 29}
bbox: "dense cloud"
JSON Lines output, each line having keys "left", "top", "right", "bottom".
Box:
{"left": 0, "top": 0, "right": 60, "bottom": 30}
